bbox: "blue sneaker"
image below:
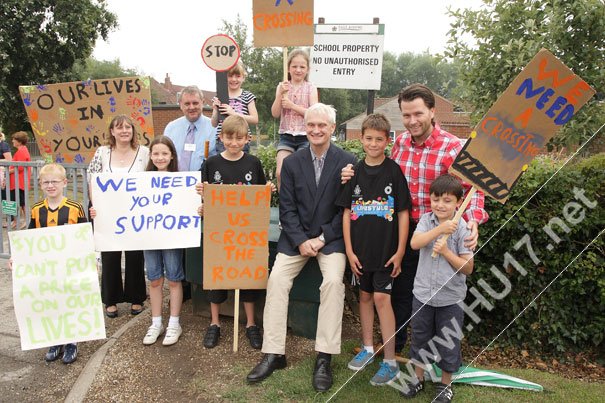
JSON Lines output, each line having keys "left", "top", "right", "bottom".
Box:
{"left": 62, "top": 343, "right": 78, "bottom": 364}
{"left": 370, "top": 361, "right": 400, "bottom": 386}
{"left": 347, "top": 348, "right": 374, "bottom": 370}
{"left": 45, "top": 345, "right": 63, "bottom": 362}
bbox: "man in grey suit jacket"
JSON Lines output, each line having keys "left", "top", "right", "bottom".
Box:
{"left": 247, "top": 103, "right": 356, "bottom": 392}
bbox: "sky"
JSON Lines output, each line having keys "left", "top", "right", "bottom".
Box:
{"left": 93, "top": 0, "right": 484, "bottom": 91}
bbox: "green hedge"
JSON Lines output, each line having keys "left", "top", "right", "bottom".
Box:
{"left": 468, "top": 153, "right": 604, "bottom": 354}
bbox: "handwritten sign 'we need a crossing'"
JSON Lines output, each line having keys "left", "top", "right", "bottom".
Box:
{"left": 10, "top": 223, "right": 105, "bottom": 350}
{"left": 91, "top": 171, "right": 201, "bottom": 251}
{"left": 203, "top": 184, "right": 271, "bottom": 290}
{"left": 450, "top": 49, "right": 595, "bottom": 203}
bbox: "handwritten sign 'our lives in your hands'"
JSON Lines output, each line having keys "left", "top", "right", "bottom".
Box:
{"left": 203, "top": 184, "right": 271, "bottom": 290}
{"left": 91, "top": 171, "right": 202, "bottom": 251}
{"left": 9, "top": 223, "right": 105, "bottom": 350}
{"left": 19, "top": 76, "right": 154, "bottom": 164}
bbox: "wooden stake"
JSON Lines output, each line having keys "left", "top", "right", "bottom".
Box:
{"left": 431, "top": 186, "right": 477, "bottom": 258}
{"left": 282, "top": 47, "right": 289, "bottom": 101}
{"left": 233, "top": 289, "right": 240, "bottom": 352}
{"left": 282, "top": 47, "right": 289, "bottom": 82}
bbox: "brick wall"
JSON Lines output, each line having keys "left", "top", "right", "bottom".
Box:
{"left": 151, "top": 105, "right": 213, "bottom": 136}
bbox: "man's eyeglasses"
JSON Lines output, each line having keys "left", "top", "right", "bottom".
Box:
{"left": 40, "top": 180, "right": 63, "bottom": 187}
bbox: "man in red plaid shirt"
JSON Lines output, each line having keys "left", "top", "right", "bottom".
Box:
{"left": 342, "top": 83, "right": 488, "bottom": 354}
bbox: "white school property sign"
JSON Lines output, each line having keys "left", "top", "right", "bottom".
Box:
{"left": 91, "top": 171, "right": 202, "bottom": 251}
{"left": 310, "top": 24, "right": 385, "bottom": 90}
{"left": 10, "top": 223, "right": 105, "bottom": 350}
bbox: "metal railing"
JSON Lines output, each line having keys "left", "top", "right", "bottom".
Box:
{"left": 0, "top": 160, "right": 89, "bottom": 258}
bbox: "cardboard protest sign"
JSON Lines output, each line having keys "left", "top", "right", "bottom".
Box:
{"left": 9, "top": 223, "right": 105, "bottom": 350}
{"left": 253, "top": 0, "right": 314, "bottom": 47}
{"left": 450, "top": 49, "right": 595, "bottom": 203}
{"left": 203, "top": 184, "right": 271, "bottom": 290}
{"left": 19, "top": 76, "right": 154, "bottom": 164}
{"left": 91, "top": 171, "right": 201, "bottom": 251}
{"left": 310, "top": 24, "right": 385, "bottom": 90}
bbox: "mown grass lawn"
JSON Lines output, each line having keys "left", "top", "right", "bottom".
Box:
{"left": 202, "top": 340, "right": 605, "bottom": 402}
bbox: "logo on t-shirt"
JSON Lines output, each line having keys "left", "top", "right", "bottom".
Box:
{"left": 245, "top": 171, "right": 252, "bottom": 183}
{"left": 213, "top": 171, "right": 223, "bottom": 183}
{"left": 350, "top": 195, "right": 395, "bottom": 222}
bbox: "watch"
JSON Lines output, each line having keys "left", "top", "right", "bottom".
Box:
{"left": 319, "top": 233, "right": 325, "bottom": 243}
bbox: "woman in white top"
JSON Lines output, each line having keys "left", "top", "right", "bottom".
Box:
{"left": 88, "top": 114, "right": 149, "bottom": 318}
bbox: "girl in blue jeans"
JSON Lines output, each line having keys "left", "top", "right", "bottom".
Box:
{"left": 142, "top": 136, "right": 185, "bottom": 346}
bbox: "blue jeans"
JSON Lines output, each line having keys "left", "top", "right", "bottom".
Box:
{"left": 144, "top": 249, "right": 184, "bottom": 282}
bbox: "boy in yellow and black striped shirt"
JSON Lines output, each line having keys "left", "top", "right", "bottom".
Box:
{"left": 29, "top": 163, "right": 87, "bottom": 364}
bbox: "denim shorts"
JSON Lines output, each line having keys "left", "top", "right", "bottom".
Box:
{"left": 277, "top": 133, "right": 309, "bottom": 153}
{"left": 144, "top": 249, "right": 184, "bottom": 282}
{"left": 409, "top": 297, "right": 464, "bottom": 373}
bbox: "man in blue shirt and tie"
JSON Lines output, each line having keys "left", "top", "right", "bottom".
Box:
{"left": 164, "top": 86, "right": 217, "bottom": 171}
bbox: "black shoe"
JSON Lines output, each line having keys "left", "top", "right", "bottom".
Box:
{"left": 246, "top": 325, "right": 263, "bottom": 350}
{"left": 105, "top": 306, "right": 118, "bottom": 318}
{"left": 203, "top": 324, "right": 220, "bottom": 348}
{"left": 62, "top": 344, "right": 78, "bottom": 364}
{"left": 45, "top": 345, "right": 63, "bottom": 362}
{"left": 434, "top": 382, "right": 453, "bottom": 403}
{"left": 400, "top": 379, "right": 424, "bottom": 398}
{"left": 246, "top": 353, "right": 287, "bottom": 383}
{"left": 130, "top": 304, "right": 144, "bottom": 315}
{"left": 312, "top": 355, "right": 333, "bottom": 392}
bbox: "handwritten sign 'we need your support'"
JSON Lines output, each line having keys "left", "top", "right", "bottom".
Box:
{"left": 9, "top": 223, "right": 105, "bottom": 350}
{"left": 91, "top": 171, "right": 201, "bottom": 251}
{"left": 19, "top": 76, "right": 153, "bottom": 164}
{"left": 203, "top": 184, "right": 271, "bottom": 290}
{"left": 450, "top": 49, "right": 595, "bottom": 203}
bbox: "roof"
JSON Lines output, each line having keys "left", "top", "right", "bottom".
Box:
{"left": 342, "top": 92, "right": 470, "bottom": 131}
{"left": 150, "top": 75, "right": 216, "bottom": 106}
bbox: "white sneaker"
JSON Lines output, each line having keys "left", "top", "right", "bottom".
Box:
{"left": 143, "top": 324, "right": 164, "bottom": 345}
{"left": 162, "top": 324, "right": 182, "bottom": 346}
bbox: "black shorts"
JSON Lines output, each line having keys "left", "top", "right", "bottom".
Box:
{"left": 359, "top": 270, "right": 393, "bottom": 295}
{"left": 206, "top": 289, "right": 263, "bottom": 304}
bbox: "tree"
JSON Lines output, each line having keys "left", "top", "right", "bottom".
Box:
{"left": 0, "top": 0, "right": 117, "bottom": 134}
{"left": 446, "top": 0, "right": 605, "bottom": 150}
{"left": 379, "top": 51, "right": 459, "bottom": 99}
{"left": 71, "top": 57, "right": 138, "bottom": 80}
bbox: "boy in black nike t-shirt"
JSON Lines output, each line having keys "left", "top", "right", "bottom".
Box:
{"left": 336, "top": 114, "right": 411, "bottom": 386}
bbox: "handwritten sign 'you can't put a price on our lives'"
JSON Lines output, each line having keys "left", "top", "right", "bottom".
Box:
{"left": 9, "top": 223, "right": 105, "bottom": 350}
